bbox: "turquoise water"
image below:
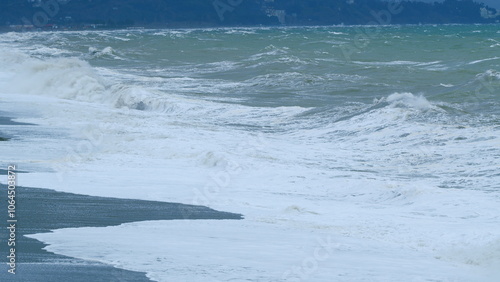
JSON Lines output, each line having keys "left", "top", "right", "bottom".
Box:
{"left": 4, "top": 25, "right": 499, "bottom": 111}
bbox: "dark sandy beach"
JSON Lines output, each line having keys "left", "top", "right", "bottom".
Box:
{"left": 0, "top": 179, "right": 242, "bottom": 282}
{"left": 0, "top": 116, "right": 34, "bottom": 126}
{"left": 0, "top": 115, "right": 31, "bottom": 142}
{"left": 0, "top": 113, "right": 243, "bottom": 281}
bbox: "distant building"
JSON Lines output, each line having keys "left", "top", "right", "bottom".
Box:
{"left": 265, "top": 9, "right": 286, "bottom": 24}
{"left": 480, "top": 7, "right": 499, "bottom": 19}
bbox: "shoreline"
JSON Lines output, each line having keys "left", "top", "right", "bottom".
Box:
{"left": 0, "top": 112, "right": 243, "bottom": 281}
{"left": 0, "top": 182, "right": 242, "bottom": 281}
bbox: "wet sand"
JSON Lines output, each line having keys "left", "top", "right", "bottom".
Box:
{"left": 0, "top": 176, "right": 242, "bottom": 281}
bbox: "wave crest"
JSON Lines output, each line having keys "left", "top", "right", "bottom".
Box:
{"left": 7, "top": 57, "right": 106, "bottom": 101}
{"left": 385, "top": 92, "right": 435, "bottom": 111}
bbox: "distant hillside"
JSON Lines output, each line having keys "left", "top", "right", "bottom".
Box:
{"left": 0, "top": 0, "right": 498, "bottom": 30}
{"left": 274, "top": 0, "right": 499, "bottom": 25}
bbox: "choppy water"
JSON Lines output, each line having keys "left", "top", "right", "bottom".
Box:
{"left": 0, "top": 25, "right": 499, "bottom": 281}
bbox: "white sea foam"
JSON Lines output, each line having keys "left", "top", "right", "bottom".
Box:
{"left": 27, "top": 218, "right": 498, "bottom": 282}
{"left": 8, "top": 84, "right": 498, "bottom": 281}
{"left": 0, "top": 51, "right": 309, "bottom": 126}
{"left": 225, "top": 29, "right": 257, "bottom": 35}
{"left": 88, "top": 46, "right": 123, "bottom": 60}
{"left": 468, "top": 57, "right": 500, "bottom": 65}
{"left": 385, "top": 92, "right": 435, "bottom": 110}
{"left": 476, "top": 69, "right": 500, "bottom": 81}
{"left": 6, "top": 93, "right": 500, "bottom": 282}
{"left": 353, "top": 60, "right": 439, "bottom": 66}
{"left": 5, "top": 57, "right": 106, "bottom": 101}
{"left": 440, "top": 83, "right": 454, "bottom": 87}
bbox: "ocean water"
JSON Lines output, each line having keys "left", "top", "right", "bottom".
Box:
{"left": 0, "top": 25, "right": 499, "bottom": 281}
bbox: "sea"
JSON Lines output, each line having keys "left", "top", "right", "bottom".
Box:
{"left": 0, "top": 24, "right": 499, "bottom": 281}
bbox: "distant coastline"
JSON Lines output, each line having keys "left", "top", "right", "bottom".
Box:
{"left": 0, "top": 0, "right": 498, "bottom": 32}
{"left": 1, "top": 22, "right": 498, "bottom": 35}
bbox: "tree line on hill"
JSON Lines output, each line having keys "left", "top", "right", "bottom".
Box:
{"left": 0, "top": 0, "right": 497, "bottom": 30}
